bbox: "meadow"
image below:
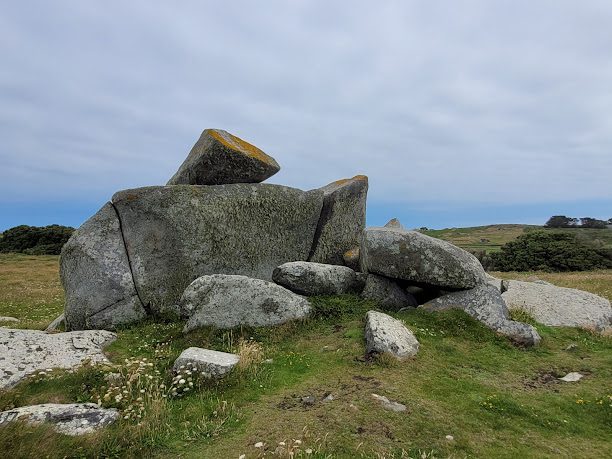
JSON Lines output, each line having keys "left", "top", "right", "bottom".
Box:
{"left": 0, "top": 254, "right": 611, "bottom": 458}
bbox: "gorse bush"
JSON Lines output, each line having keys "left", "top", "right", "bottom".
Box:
{"left": 489, "top": 231, "right": 612, "bottom": 272}
{"left": 0, "top": 224, "right": 74, "bottom": 255}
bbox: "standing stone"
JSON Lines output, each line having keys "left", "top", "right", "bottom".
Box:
{"left": 364, "top": 310, "right": 419, "bottom": 359}
{"left": 180, "top": 275, "right": 312, "bottom": 332}
{"left": 309, "top": 175, "right": 368, "bottom": 265}
{"left": 272, "top": 261, "right": 364, "bottom": 296}
{"left": 0, "top": 403, "right": 119, "bottom": 435}
{"left": 422, "top": 284, "right": 541, "bottom": 346}
{"left": 384, "top": 218, "right": 404, "bottom": 229}
{"left": 502, "top": 280, "right": 612, "bottom": 331}
{"left": 173, "top": 347, "right": 239, "bottom": 379}
{"left": 360, "top": 227, "right": 486, "bottom": 289}
{"left": 361, "top": 274, "right": 418, "bottom": 311}
{"left": 167, "top": 129, "right": 280, "bottom": 185}
{"left": 60, "top": 203, "right": 147, "bottom": 331}
{"left": 112, "top": 184, "right": 323, "bottom": 314}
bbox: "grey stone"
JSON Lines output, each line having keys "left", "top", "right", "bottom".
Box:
{"left": 0, "top": 403, "right": 118, "bottom": 435}
{"left": 364, "top": 310, "right": 419, "bottom": 359}
{"left": 360, "top": 227, "right": 487, "bottom": 289}
{"left": 0, "top": 317, "right": 19, "bottom": 324}
{"left": 272, "top": 261, "right": 364, "bottom": 296}
{"left": 485, "top": 274, "right": 504, "bottom": 292}
{"left": 60, "top": 202, "right": 147, "bottom": 331}
{"left": 502, "top": 280, "right": 612, "bottom": 331}
{"left": 0, "top": 328, "right": 116, "bottom": 389}
{"left": 342, "top": 247, "right": 361, "bottom": 271}
{"left": 361, "top": 274, "right": 418, "bottom": 311}
{"left": 384, "top": 218, "right": 404, "bottom": 229}
{"left": 173, "top": 347, "right": 239, "bottom": 379}
{"left": 167, "top": 129, "right": 280, "bottom": 185}
{"left": 371, "top": 394, "right": 407, "bottom": 412}
{"left": 113, "top": 184, "right": 323, "bottom": 314}
{"left": 309, "top": 175, "right": 368, "bottom": 265}
{"left": 559, "top": 372, "right": 583, "bottom": 382}
{"left": 180, "top": 275, "right": 312, "bottom": 332}
{"left": 422, "top": 284, "right": 541, "bottom": 346}
{"left": 45, "top": 313, "right": 65, "bottom": 333}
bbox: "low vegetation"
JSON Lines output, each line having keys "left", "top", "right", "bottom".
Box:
{"left": 0, "top": 225, "right": 74, "bottom": 255}
{"left": 0, "top": 254, "right": 611, "bottom": 458}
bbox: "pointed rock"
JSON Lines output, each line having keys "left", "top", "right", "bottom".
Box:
{"left": 167, "top": 129, "right": 280, "bottom": 185}
{"left": 384, "top": 218, "right": 404, "bottom": 229}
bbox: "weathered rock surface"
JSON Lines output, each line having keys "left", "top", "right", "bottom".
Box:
{"left": 167, "top": 129, "right": 280, "bottom": 186}
{"left": 309, "top": 175, "right": 368, "bottom": 265}
{"left": 0, "top": 403, "right": 118, "bottom": 435}
{"left": 364, "top": 310, "right": 419, "bottom": 359}
{"left": 60, "top": 202, "right": 147, "bottom": 331}
{"left": 112, "top": 184, "right": 323, "bottom": 314}
{"left": 360, "top": 227, "right": 486, "bottom": 289}
{"left": 272, "top": 261, "right": 364, "bottom": 296}
{"left": 173, "top": 347, "right": 239, "bottom": 379}
{"left": 485, "top": 274, "right": 504, "bottom": 292}
{"left": 342, "top": 247, "right": 361, "bottom": 271}
{"left": 180, "top": 275, "right": 311, "bottom": 332}
{"left": 384, "top": 218, "right": 404, "bottom": 229}
{"left": 0, "top": 328, "right": 116, "bottom": 389}
{"left": 45, "top": 313, "right": 65, "bottom": 332}
{"left": 361, "top": 274, "right": 418, "bottom": 311}
{"left": 0, "top": 316, "right": 19, "bottom": 324}
{"left": 502, "top": 280, "right": 612, "bottom": 331}
{"left": 422, "top": 284, "right": 541, "bottom": 346}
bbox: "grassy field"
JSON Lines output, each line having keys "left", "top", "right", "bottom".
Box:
{"left": 422, "top": 225, "right": 612, "bottom": 253}
{"left": 1, "top": 254, "right": 611, "bottom": 458}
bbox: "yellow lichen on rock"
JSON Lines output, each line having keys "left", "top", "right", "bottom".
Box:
{"left": 209, "top": 129, "right": 277, "bottom": 166}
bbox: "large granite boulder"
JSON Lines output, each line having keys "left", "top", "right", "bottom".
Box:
{"left": 180, "top": 275, "right": 311, "bottom": 332}
{"left": 60, "top": 202, "right": 147, "bottom": 331}
{"left": 167, "top": 129, "right": 280, "bottom": 185}
{"left": 173, "top": 347, "right": 239, "bottom": 379}
{"left": 422, "top": 284, "right": 541, "bottom": 346}
{"left": 0, "top": 328, "right": 116, "bottom": 389}
{"left": 0, "top": 403, "right": 119, "bottom": 435}
{"left": 502, "top": 280, "right": 612, "bottom": 331}
{"left": 361, "top": 274, "right": 418, "bottom": 311}
{"left": 309, "top": 175, "right": 368, "bottom": 265}
{"left": 360, "top": 227, "right": 486, "bottom": 289}
{"left": 109, "top": 184, "right": 323, "bottom": 314}
{"left": 272, "top": 261, "right": 364, "bottom": 296}
{"left": 364, "top": 310, "right": 419, "bottom": 359}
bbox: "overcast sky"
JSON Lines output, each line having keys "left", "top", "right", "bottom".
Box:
{"left": 1, "top": 0, "right": 611, "bottom": 230}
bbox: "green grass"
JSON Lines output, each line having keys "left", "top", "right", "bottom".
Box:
{"left": 1, "top": 255, "right": 611, "bottom": 458}
{"left": 422, "top": 224, "right": 612, "bottom": 254}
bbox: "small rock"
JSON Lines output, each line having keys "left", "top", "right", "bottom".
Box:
{"left": 559, "top": 372, "right": 584, "bottom": 382}
{"left": 103, "top": 372, "right": 122, "bottom": 385}
{"left": 445, "top": 435, "right": 454, "bottom": 441}
{"left": 254, "top": 441, "right": 264, "bottom": 448}
{"left": 173, "top": 347, "right": 239, "bottom": 379}
{"left": 565, "top": 343, "right": 578, "bottom": 351}
{"left": 263, "top": 358, "right": 274, "bottom": 364}
{"left": 371, "top": 393, "right": 407, "bottom": 412}
{"left": 364, "top": 311, "right": 419, "bottom": 359}
{"left": 323, "top": 394, "right": 334, "bottom": 402}
{"left": 301, "top": 395, "right": 316, "bottom": 406}
{"left": 0, "top": 316, "right": 19, "bottom": 323}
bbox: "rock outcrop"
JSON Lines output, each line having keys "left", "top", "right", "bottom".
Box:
{"left": 180, "top": 275, "right": 311, "bottom": 332}
{"left": 272, "top": 261, "right": 364, "bottom": 296}
{"left": 167, "top": 129, "right": 280, "bottom": 185}
{"left": 309, "top": 175, "right": 368, "bottom": 265}
{"left": 0, "top": 328, "right": 116, "bottom": 389}
{"left": 0, "top": 403, "right": 118, "bottom": 435}
{"left": 502, "top": 280, "right": 612, "bottom": 331}
{"left": 173, "top": 347, "right": 239, "bottom": 379}
{"left": 364, "top": 310, "right": 419, "bottom": 359}
{"left": 360, "top": 227, "right": 486, "bottom": 289}
{"left": 422, "top": 284, "right": 541, "bottom": 346}
{"left": 361, "top": 274, "right": 418, "bottom": 311}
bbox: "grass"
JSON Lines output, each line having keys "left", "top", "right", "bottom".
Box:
{"left": 422, "top": 224, "right": 612, "bottom": 254}
{"left": 1, "top": 254, "right": 611, "bottom": 458}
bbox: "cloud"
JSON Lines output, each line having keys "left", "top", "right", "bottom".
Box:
{"left": 1, "top": 0, "right": 611, "bottom": 217}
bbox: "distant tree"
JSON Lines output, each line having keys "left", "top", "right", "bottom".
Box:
{"left": 580, "top": 217, "right": 607, "bottom": 229}
{"left": 544, "top": 215, "right": 578, "bottom": 228}
{"left": 608, "top": 218, "right": 612, "bottom": 225}
{"left": 0, "top": 225, "right": 74, "bottom": 255}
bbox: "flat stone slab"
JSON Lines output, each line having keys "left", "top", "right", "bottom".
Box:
{"left": 502, "top": 280, "right": 612, "bottom": 331}
{"left": 0, "top": 403, "right": 118, "bottom": 435}
{"left": 180, "top": 274, "right": 312, "bottom": 331}
{"left": 364, "top": 310, "right": 419, "bottom": 359}
{"left": 173, "top": 347, "right": 240, "bottom": 379}
{"left": 167, "top": 128, "right": 280, "bottom": 185}
{"left": 0, "top": 328, "right": 116, "bottom": 389}
{"left": 272, "top": 261, "right": 364, "bottom": 296}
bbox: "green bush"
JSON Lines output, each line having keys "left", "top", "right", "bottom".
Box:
{"left": 489, "top": 231, "right": 612, "bottom": 272}
{"left": 0, "top": 225, "right": 74, "bottom": 255}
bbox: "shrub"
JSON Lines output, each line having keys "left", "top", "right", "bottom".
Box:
{"left": 0, "top": 224, "right": 74, "bottom": 255}
{"left": 489, "top": 231, "right": 612, "bottom": 272}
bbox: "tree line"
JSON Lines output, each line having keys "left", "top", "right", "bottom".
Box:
{"left": 545, "top": 215, "right": 611, "bottom": 229}
{"left": 0, "top": 225, "right": 75, "bottom": 255}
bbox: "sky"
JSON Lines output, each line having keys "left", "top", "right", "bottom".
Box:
{"left": 1, "top": 0, "right": 611, "bottom": 231}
